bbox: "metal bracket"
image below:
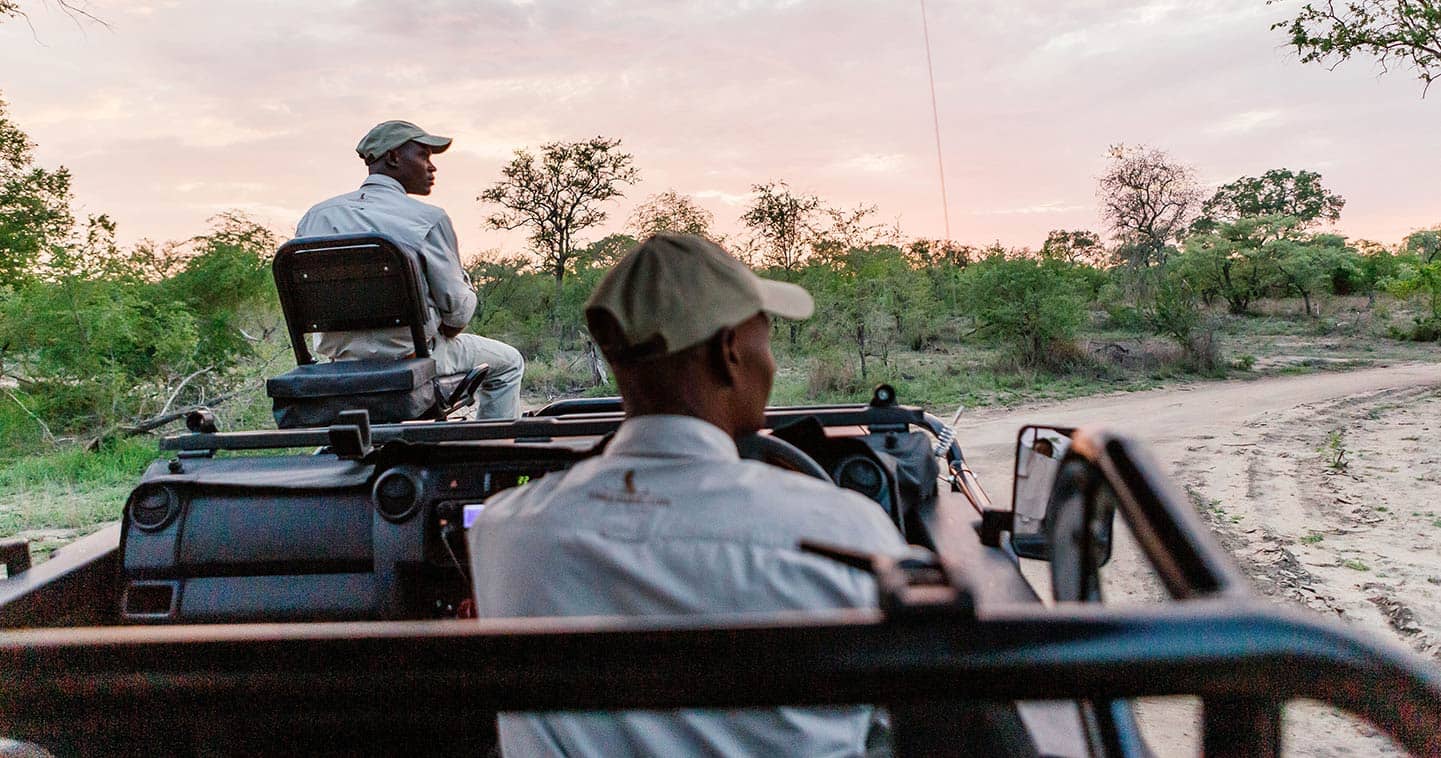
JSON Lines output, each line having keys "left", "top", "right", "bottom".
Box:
{"left": 800, "top": 540, "right": 974, "bottom": 620}
{"left": 977, "top": 508, "right": 1014, "bottom": 548}
{"left": 328, "top": 409, "right": 373, "bottom": 460}
{"left": 0, "top": 538, "right": 31, "bottom": 577}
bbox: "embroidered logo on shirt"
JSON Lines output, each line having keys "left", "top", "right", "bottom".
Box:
{"left": 589, "top": 469, "right": 670, "bottom": 506}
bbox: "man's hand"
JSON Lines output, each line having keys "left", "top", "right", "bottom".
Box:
{"left": 439, "top": 322, "right": 466, "bottom": 339}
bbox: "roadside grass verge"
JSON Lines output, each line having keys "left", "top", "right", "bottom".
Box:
{"left": 0, "top": 435, "right": 159, "bottom": 559}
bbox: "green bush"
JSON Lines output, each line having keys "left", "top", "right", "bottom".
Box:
{"left": 959, "top": 254, "right": 1086, "bottom": 369}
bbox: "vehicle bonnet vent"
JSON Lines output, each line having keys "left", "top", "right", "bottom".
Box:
{"left": 374, "top": 470, "right": 421, "bottom": 523}
{"left": 129, "top": 486, "right": 178, "bottom": 531}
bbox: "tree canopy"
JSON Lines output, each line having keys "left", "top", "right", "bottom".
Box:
{"left": 627, "top": 190, "right": 713, "bottom": 239}
{"left": 0, "top": 94, "right": 76, "bottom": 287}
{"left": 480, "top": 137, "right": 639, "bottom": 292}
{"left": 740, "top": 181, "right": 821, "bottom": 273}
{"left": 1097, "top": 144, "right": 1200, "bottom": 267}
{"left": 1193, "top": 168, "right": 1345, "bottom": 233}
{"left": 1274, "top": 0, "right": 1441, "bottom": 94}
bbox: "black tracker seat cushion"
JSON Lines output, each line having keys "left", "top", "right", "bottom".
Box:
{"left": 266, "top": 234, "right": 449, "bottom": 429}
{"left": 268, "top": 359, "right": 439, "bottom": 429}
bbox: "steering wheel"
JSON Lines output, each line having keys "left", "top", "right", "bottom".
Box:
{"left": 736, "top": 432, "right": 830, "bottom": 482}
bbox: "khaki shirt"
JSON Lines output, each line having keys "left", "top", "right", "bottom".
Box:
{"left": 295, "top": 174, "right": 477, "bottom": 361}
{"left": 470, "top": 415, "right": 907, "bottom": 757}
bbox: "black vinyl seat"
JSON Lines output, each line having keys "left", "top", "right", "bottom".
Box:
{"left": 266, "top": 233, "right": 485, "bottom": 428}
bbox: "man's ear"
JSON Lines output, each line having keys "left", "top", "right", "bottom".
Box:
{"left": 709, "top": 327, "right": 740, "bottom": 387}
{"left": 384, "top": 148, "right": 402, "bottom": 169}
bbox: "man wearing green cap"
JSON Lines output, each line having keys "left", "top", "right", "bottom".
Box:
{"left": 469, "top": 234, "right": 906, "bottom": 756}
{"left": 296, "top": 120, "right": 524, "bottom": 419}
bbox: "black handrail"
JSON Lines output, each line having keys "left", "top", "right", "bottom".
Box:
{"left": 1, "top": 601, "right": 1437, "bottom": 755}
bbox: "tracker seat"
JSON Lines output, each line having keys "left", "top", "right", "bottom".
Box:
{"left": 265, "top": 233, "right": 485, "bottom": 428}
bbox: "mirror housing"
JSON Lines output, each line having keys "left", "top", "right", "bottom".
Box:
{"left": 1009, "top": 425, "right": 1074, "bottom": 560}
{"left": 1045, "top": 459, "right": 1116, "bottom": 602}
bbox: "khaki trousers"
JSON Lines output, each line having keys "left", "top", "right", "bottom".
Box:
{"left": 432, "top": 333, "right": 525, "bottom": 420}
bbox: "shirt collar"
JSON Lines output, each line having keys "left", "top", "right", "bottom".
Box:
{"left": 606, "top": 415, "right": 741, "bottom": 462}
{"left": 360, "top": 174, "right": 406, "bottom": 193}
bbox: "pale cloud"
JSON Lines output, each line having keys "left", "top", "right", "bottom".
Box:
{"left": 175, "top": 181, "right": 268, "bottom": 194}
{"left": 1208, "top": 109, "right": 1286, "bottom": 135}
{"left": 832, "top": 153, "right": 907, "bottom": 174}
{"left": 974, "top": 202, "right": 1087, "bottom": 216}
{"left": 693, "top": 189, "right": 752, "bottom": 207}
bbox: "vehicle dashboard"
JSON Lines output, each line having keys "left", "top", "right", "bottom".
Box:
{"left": 118, "top": 414, "right": 941, "bottom": 624}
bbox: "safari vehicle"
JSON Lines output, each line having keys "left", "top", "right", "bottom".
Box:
{"left": 1, "top": 236, "right": 1440, "bottom": 757}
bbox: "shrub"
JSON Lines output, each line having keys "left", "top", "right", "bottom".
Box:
{"left": 960, "top": 255, "right": 1086, "bottom": 368}
{"left": 806, "top": 352, "right": 862, "bottom": 398}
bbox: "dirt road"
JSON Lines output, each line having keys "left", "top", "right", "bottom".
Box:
{"left": 956, "top": 362, "right": 1441, "bottom": 756}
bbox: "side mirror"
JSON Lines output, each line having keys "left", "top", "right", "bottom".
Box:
{"left": 1009, "top": 425, "right": 1074, "bottom": 560}
{"left": 1044, "top": 459, "right": 1116, "bottom": 603}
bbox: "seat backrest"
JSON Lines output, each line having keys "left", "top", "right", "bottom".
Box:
{"left": 273, "top": 234, "right": 430, "bottom": 365}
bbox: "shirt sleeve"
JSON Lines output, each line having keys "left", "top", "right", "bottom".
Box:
{"left": 421, "top": 213, "right": 477, "bottom": 329}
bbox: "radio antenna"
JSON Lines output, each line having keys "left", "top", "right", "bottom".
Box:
{"left": 919, "top": 0, "right": 952, "bottom": 241}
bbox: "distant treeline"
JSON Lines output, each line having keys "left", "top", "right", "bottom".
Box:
{"left": 2, "top": 96, "right": 1439, "bottom": 444}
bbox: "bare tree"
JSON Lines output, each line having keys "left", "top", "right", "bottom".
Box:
{"left": 480, "top": 137, "right": 639, "bottom": 295}
{"left": 739, "top": 181, "right": 821, "bottom": 274}
{"left": 627, "top": 190, "right": 714, "bottom": 239}
{"left": 1097, "top": 144, "right": 1201, "bottom": 268}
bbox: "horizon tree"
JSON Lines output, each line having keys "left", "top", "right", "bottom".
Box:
{"left": 1192, "top": 168, "right": 1345, "bottom": 234}
{"left": 480, "top": 137, "right": 639, "bottom": 296}
{"left": 627, "top": 189, "right": 714, "bottom": 239}
{"left": 740, "top": 181, "right": 821, "bottom": 275}
{"left": 1097, "top": 144, "right": 1201, "bottom": 268}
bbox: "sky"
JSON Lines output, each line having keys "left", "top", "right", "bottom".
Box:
{"left": 1, "top": 0, "right": 1437, "bottom": 260}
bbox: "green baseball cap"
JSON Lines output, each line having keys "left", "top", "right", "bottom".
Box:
{"left": 355, "top": 120, "right": 453, "bottom": 163}
{"left": 585, "top": 234, "right": 814, "bottom": 362}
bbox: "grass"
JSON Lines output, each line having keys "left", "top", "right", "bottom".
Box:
{"left": 0, "top": 435, "right": 160, "bottom": 558}
{"left": 1342, "top": 559, "right": 1371, "bottom": 572}
{"left": 1300, "top": 533, "right": 1325, "bottom": 545}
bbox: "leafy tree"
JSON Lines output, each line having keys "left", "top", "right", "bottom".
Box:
{"left": 1192, "top": 168, "right": 1345, "bottom": 234}
{"left": 906, "top": 238, "right": 975, "bottom": 270}
{"left": 468, "top": 253, "right": 537, "bottom": 332}
{"left": 627, "top": 190, "right": 713, "bottom": 239}
{"left": 740, "top": 181, "right": 821, "bottom": 274}
{"left": 1097, "top": 144, "right": 1201, "bottom": 268}
{"left": 1402, "top": 226, "right": 1441, "bottom": 262}
{"left": 1040, "top": 229, "right": 1112, "bottom": 267}
{"left": 1274, "top": 233, "right": 1353, "bottom": 316}
{"left": 480, "top": 137, "right": 639, "bottom": 295}
{"left": 905, "top": 238, "right": 975, "bottom": 313}
{"left": 0, "top": 93, "right": 76, "bottom": 287}
{"left": 960, "top": 253, "right": 1087, "bottom": 367}
{"left": 1178, "top": 216, "right": 1299, "bottom": 314}
{"left": 1146, "top": 264, "right": 1221, "bottom": 373}
{"left": 1387, "top": 227, "right": 1441, "bottom": 339}
{"left": 1387, "top": 257, "right": 1441, "bottom": 339}
{"left": 1274, "top": 0, "right": 1441, "bottom": 94}
{"left": 158, "top": 212, "right": 279, "bottom": 368}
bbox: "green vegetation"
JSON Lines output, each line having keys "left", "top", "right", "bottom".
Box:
{"left": 1321, "top": 429, "right": 1351, "bottom": 472}
{"left": 1342, "top": 559, "right": 1372, "bottom": 572}
{"left": 1, "top": 100, "right": 1440, "bottom": 549}
{"left": 1275, "top": 1, "right": 1441, "bottom": 94}
{"left": 1301, "top": 533, "right": 1325, "bottom": 545}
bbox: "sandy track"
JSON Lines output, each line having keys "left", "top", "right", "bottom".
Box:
{"left": 954, "top": 362, "right": 1441, "bottom": 756}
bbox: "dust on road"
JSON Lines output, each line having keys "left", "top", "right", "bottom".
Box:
{"left": 957, "top": 362, "right": 1441, "bottom": 757}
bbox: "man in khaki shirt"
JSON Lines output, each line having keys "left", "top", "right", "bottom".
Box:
{"left": 470, "top": 234, "right": 906, "bottom": 756}
{"left": 297, "top": 120, "right": 524, "bottom": 419}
